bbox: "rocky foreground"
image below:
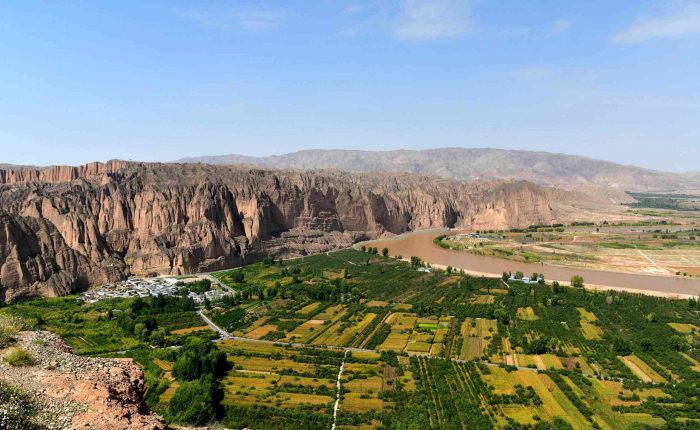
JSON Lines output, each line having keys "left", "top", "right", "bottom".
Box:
{"left": 0, "top": 161, "right": 556, "bottom": 302}
{"left": 0, "top": 331, "right": 165, "bottom": 430}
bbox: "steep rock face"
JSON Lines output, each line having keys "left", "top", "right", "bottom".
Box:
{"left": 0, "top": 162, "right": 556, "bottom": 301}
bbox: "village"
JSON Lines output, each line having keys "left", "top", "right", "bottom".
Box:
{"left": 79, "top": 276, "right": 234, "bottom": 305}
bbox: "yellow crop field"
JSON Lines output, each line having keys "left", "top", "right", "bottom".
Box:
{"left": 472, "top": 295, "right": 495, "bottom": 304}
{"left": 577, "top": 307, "right": 598, "bottom": 322}
{"left": 501, "top": 405, "right": 537, "bottom": 425}
{"left": 171, "top": 325, "right": 213, "bottom": 335}
{"left": 680, "top": 352, "right": 700, "bottom": 372}
{"left": 297, "top": 302, "right": 321, "bottom": 315}
{"left": 245, "top": 324, "right": 278, "bottom": 339}
{"left": 619, "top": 355, "right": 666, "bottom": 383}
{"left": 364, "top": 300, "right": 389, "bottom": 308}
{"left": 621, "top": 413, "right": 665, "bottom": 428}
{"left": 668, "top": 322, "right": 699, "bottom": 334}
{"left": 378, "top": 332, "right": 410, "bottom": 351}
{"left": 341, "top": 393, "right": 384, "bottom": 413}
{"left": 275, "top": 392, "right": 335, "bottom": 408}
{"left": 392, "top": 303, "right": 413, "bottom": 311}
{"left": 481, "top": 367, "right": 516, "bottom": 395}
{"left": 409, "top": 331, "right": 434, "bottom": 342}
{"left": 225, "top": 372, "right": 279, "bottom": 390}
{"left": 160, "top": 382, "right": 179, "bottom": 402}
{"left": 153, "top": 358, "right": 173, "bottom": 372}
{"left": 323, "top": 313, "right": 376, "bottom": 346}
{"left": 433, "top": 328, "right": 448, "bottom": 343}
{"left": 459, "top": 317, "right": 497, "bottom": 359}
{"left": 284, "top": 318, "right": 326, "bottom": 342}
{"left": 516, "top": 307, "right": 539, "bottom": 320}
{"left": 310, "top": 321, "right": 342, "bottom": 345}
{"left": 580, "top": 321, "right": 603, "bottom": 340}
{"left": 484, "top": 368, "right": 591, "bottom": 428}
{"left": 345, "top": 376, "right": 382, "bottom": 393}
{"left": 233, "top": 356, "right": 316, "bottom": 374}
{"left": 577, "top": 307, "right": 603, "bottom": 340}
{"left": 278, "top": 375, "right": 335, "bottom": 388}
{"left": 351, "top": 350, "right": 381, "bottom": 361}
{"left": 541, "top": 354, "right": 564, "bottom": 370}
{"left": 405, "top": 341, "right": 431, "bottom": 353}
{"left": 218, "top": 339, "right": 286, "bottom": 356}
{"left": 315, "top": 304, "right": 346, "bottom": 320}
{"left": 391, "top": 313, "right": 417, "bottom": 330}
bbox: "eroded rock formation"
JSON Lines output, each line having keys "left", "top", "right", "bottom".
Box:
{"left": 0, "top": 330, "right": 165, "bottom": 430}
{"left": 0, "top": 162, "right": 556, "bottom": 301}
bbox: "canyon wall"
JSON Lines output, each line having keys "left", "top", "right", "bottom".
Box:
{"left": 0, "top": 162, "right": 556, "bottom": 301}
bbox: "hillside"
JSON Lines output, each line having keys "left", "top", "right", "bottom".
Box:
{"left": 0, "top": 161, "right": 555, "bottom": 302}
{"left": 177, "top": 148, "right": 700, "bottom": 192}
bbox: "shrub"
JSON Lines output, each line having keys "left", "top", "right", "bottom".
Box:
{"left": 0, "top": 315, "right": 21, "bottom": 348}
{"left": 571, "top": 275, "right": 585, "bottom": 288}
{"left": 3, "top": 347, "right": 35, "bottom": 367}
{"left": 0, "top": 379, "right": 45, "bottom": 429}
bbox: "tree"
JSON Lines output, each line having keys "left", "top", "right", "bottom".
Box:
{"left": 493, "top": 308, "right": 510, "bottom": 325}
{"left": 360, "top": 245, "right": 366, "bottom": 252}
{"left": 670, "top": 335, "right": 689, "bottom": 352}
{"left": 133, "top": 322, "right": 148, "bottom": 340}
{"left": 502, "top": 272, "right": 510, "bottom": 282}
{"left": 149, "top": 328, "right": 168, "bottom": 347}
{"left": 613, "top": 338, "right": 632, "bottom": 355}
{"left": 552, "top": 281, "right": 561, "bottom": 293}
{"left": 382, "top": 247, "right": 389, "bottom": 257}
{"left": 446, "top": 266, "right": 452, "bottom": 274}
{"left": 410, "top": 256, "right": 422, "bottom": 268}
{"left": 167, "top": 376, "right": 221, "bottom": 425}
{"left": 571, "top": 275, "right": 584, "bottom": 288}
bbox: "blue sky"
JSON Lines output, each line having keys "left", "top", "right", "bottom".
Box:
{"left": 0, "top": 0, "right": 698, "bottom": 171}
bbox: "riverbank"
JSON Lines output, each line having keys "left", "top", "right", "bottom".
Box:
{"left": 360, "top": 229, "right": 700, "bottom": 299}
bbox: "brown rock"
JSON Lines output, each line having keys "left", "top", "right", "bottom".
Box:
{"left": 0, "top": 331, "right": 166, "bottom": 430}
{"left": 0, "top": 162, "right": 556, "bottom": 301}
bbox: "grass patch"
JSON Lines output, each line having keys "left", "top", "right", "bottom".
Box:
{"left": 3, "top": 347, "right": 35, "bottom": 367}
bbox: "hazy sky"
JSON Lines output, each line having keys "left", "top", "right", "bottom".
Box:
{"left": 1, "top": 1, "right": 699, "bottom": 171}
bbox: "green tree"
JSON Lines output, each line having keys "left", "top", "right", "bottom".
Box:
{"left": 670, "top": 335, "right": 689, "bottom": 351}
{"left": 571, "top": 275, "right": 585, "bottom": 288}
{"left": 167, "top": 376, "right": 220, "bottom": 425}
{"left": 382, "top": 247, "right": 389, "bottom": 257}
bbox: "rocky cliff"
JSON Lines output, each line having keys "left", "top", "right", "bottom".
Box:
{"left": 0, "top": 162, "right": 555, "bottom": 301}
{"left": 0, "top": 330, "right": 165, "bottom": 430}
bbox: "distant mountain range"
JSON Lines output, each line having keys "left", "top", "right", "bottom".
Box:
{"left": 176, "top": 148, "right": 699, "bottom": 193}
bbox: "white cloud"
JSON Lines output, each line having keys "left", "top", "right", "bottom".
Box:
{"left": 182, "top": 3, "right": 286, "bottom": 32}
{"left": 612, "top": 1, "right": 700, "bottom": 44}
{"left": 394, "top": 0, "right": 476, "bottom": 40}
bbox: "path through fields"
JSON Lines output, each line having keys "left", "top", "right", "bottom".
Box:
{"left": 331, "top": 350, "right": 349, "bottom": 430}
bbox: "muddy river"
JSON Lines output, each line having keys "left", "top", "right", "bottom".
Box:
{"left": 363, "top": 229, "right": 700, "bottom": 298}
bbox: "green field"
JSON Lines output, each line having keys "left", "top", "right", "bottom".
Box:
{"left": 3, "top": 248, "right": 700, "bottom": 429}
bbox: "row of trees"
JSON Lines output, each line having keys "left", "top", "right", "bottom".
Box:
{"left": 167, "top": 337, "right": 231, "bottom": 425}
